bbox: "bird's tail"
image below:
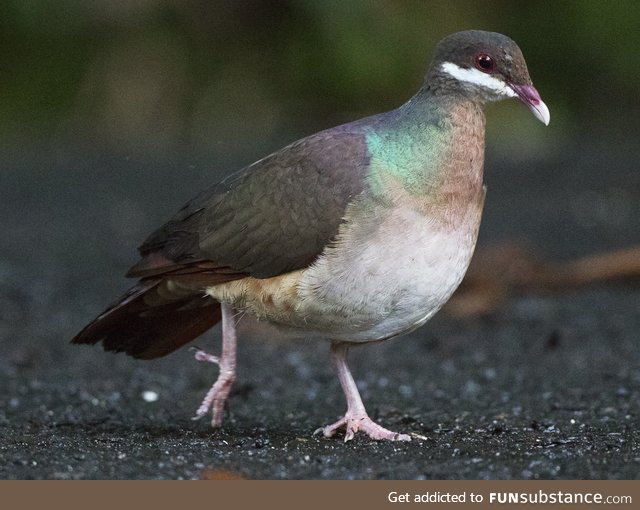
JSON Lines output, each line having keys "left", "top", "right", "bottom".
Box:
{"left": 71, "top": 280, "right": 221, "bottom": 359}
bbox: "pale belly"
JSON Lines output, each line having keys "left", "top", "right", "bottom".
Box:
{"left": 206, "top": 201, "right": 483, "bottom": 343}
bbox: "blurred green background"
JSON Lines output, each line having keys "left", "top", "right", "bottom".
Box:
{"left": 2, "top": 0, "right": 639, "bottom": 161}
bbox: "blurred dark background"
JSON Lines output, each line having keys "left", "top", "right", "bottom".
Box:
{"left": 1, "top": 1, "right": 639, "bottom": 479}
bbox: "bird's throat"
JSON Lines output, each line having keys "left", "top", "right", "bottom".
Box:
{"left": 364, "top": 95, "right": 486, "bottom": 218}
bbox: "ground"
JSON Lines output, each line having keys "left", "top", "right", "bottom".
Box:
{"left": 0, "top": 141, "right": 638, "bottom": 479}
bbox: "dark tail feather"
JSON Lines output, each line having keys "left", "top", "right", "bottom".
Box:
{"left": 72, "top": 280, "right": 221, "bottom": 359}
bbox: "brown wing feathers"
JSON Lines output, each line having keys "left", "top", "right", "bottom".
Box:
{"left": 72, "top": 126, "right": 371, "bottom": 358}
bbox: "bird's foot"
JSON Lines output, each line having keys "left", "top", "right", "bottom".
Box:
{"left": 191, "top": 347, "right": 235, "bottom": 427}
{"left": 314, "top": 412, "right": 411, "bottom": 442}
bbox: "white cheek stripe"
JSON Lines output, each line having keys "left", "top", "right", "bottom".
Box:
{"left": 441, "top": 62, "right": 517, "bottom": 98}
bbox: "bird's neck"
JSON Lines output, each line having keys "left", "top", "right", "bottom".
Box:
{"left": 365, "top": 88, "right": 486, "bottom": 212}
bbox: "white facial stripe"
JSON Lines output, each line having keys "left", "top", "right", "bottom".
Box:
{"left": 441, "top": 62, "right": 516, "bottom": 98}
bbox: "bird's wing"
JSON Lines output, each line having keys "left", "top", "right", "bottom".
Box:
{"left": 127, "top": 124, "right": 371, "bottom": 281}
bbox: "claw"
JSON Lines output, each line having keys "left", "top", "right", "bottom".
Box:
{"left": 192, "top": 348, "right": 220, "bottom": 365}
{"left": 315, "top": 414, "right": 411, "bottom": 442}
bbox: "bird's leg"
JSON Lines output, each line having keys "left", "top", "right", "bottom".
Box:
{"left": 192, "top": 302, "right": 237, "bottom": 427}
{"left": 314, "top": 342, "right": 411, "bottom": 442}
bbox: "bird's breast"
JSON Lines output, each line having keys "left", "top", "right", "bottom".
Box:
{"left": 295, "top": 193, "right": 484, "bottom": 341}
{"left": 206, "top": 189, "right": 484, "bottom": 343}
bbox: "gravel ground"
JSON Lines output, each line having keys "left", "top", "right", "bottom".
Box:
{"left": 1, "top": 140, "right": 638, "bottom": 479}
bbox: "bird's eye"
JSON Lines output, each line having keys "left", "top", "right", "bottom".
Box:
{"left": 475, "top": 54, "right": 494, "bottom": 73}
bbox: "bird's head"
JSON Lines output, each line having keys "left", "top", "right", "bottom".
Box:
{"left": 428, "top": 30, "right": 550, "bottom": 125}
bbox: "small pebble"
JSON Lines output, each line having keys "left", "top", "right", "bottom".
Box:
{"left": 142, "top": 391, "right": 159, "bottom": 402}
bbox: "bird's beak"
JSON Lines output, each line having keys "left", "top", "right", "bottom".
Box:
{"left": 509, "top": 84, "right": 550, "bottom": 126}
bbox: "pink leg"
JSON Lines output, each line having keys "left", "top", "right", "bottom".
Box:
{"left": 315, "top": 342, "right": 411, "bottom": 442}
{"left": 192, "top": 302, "right": 237, "bottom": 427}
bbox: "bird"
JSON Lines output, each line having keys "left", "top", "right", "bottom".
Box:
{"left": 72, "top": 30, "right": 549, "bottom": 442}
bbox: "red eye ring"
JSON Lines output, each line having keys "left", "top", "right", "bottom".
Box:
{"left": 475, "top": 53, "right": 494, "bottom": 73}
